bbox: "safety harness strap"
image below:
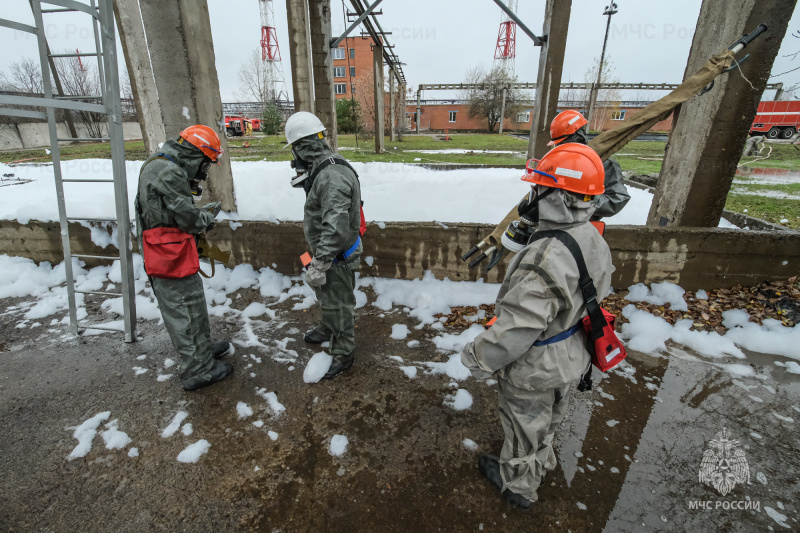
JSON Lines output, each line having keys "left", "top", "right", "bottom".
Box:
{"left": 528, "top": 229, "right": 608, "bottom": 341}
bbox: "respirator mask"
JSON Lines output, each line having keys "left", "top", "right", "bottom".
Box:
{"left": 290, "top": 147, "right": 310, "bottom": 188}
{"left": 500, "top": 185, "right": 555, "bottom": 253}
{"left": 190, "top": 158, "right": 213, "bottom": 199}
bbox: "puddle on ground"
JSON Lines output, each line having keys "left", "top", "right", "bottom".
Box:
{"left": 735, "top": 167, "right": 800, "bottom": 186}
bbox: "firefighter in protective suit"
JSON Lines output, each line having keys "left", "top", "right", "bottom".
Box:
{"left": 461, "top": 143, "right": 613, "bottom": 509}
{"left": 548, "top": 110, "right": 630, "bottom": 219}
{"left": 286, "top": 112, "right": 362, "bottom": 380}
{"left": 135, "top": 125, "right": 233, "bottom": 391}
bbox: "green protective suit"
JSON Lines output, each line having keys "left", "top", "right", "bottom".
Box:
{"left": 135, "top": 139, "right": 218, "bottom": 383}
{"left": 294, "top": 136, "right": 362, "bottom": 356}
{"left": 461, "top": 188, "right": 613, "bottom": 502}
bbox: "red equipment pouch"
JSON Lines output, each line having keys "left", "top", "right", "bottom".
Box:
{"left": 142, "top": 227, "right": 199, "bottom": 279}
{"left": 582, "top": 308, "right": 627, "bottom": 372}
{"left": 359, "top": 204, "right": 367, "bottom": 236}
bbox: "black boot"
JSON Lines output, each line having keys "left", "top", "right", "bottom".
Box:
{"left": 478, "top": 454, "right": 533, "bottom": 510}
{"left": 322, "top": 353, "right": 354, "bottom": 380}
{"left": 182, "top": 360, "right": 234, "bottom": 391}
{"left": 304, "top": 326, "right": 331, "bottom": 344}
{"left": 210, "top": 338, "right": 233, "bottom": 358}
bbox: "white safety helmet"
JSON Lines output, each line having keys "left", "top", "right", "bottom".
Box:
{"left": 285, "top": 111, "right": 326, "bottom": 145}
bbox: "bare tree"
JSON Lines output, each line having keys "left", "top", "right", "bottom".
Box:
{"left": 459, "top": 65, "right": 528, "bottom": 132}
{"left": 0, "top": 57, "right": 44, "bottom": 93}
{"left": 583, "top": 57, "right": 622, "bottom": 131}
{"left": 236, "top": 50, "right": 269, "bottom": 103}
{"left": 53, "top": 53, "right": 106, "bottom": 139}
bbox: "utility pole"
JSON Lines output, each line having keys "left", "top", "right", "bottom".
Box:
{"left": 585, "top": 2, "right": 618, "bottom": 128}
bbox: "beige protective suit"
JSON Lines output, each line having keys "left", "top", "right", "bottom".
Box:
{"left": 461, "top": 187, "right": 613, "bottom": 502}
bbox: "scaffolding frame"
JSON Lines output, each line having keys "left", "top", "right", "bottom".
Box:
{"left": 0, "top": 0, "right": 137, "bottom": 342}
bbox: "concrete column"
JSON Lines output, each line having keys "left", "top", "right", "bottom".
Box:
{"left": 373, "top": 42, "right": 385, "bottom": 153}
{"left": 527, "top": 0, "right": 572, "bottom": 159}
{"left": 498, "top": 86, "right": 507, "bottom": 134}
{"left": 389, "top": 69, "right": 396, "bottom": 142}
{"left": 398, "top": 82, "right": 406, "bottom": 141}
{"left": 308, "top": 0, "right": 337, "bottom": 151}
{"left": 114, "top": 0, "right": 165, "bottom": 156}
{"left": 415, "top": 88, "right": 421, "bottom": 134}
{"left": 647, "top": 0, "right": 797, "bottom": 228}
{"left": 138, "top": 0, "right": 235, "bottom": 211}
{"left": 286, "top": 0, "right": 314, "bottom": 113}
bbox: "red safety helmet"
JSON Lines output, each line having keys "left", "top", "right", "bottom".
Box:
{"left": 522, "top": 143, "right": 605, "bottom": 196}
{"left": 548, "top": 110, "right": 588, "bottom": 146}
{"left": 179, "top": 125, "right": 223, "bottom": 162}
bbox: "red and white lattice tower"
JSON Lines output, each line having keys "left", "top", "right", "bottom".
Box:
{"left": 493, "top": 0, "right": 518, "bottom": 76}
{"left": 259, "top": 0, "right": 288, "bottom": 102}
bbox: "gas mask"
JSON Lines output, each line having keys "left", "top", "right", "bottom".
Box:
{"left": 500, "top": 185, "right": 555, "bottom": 253}
{"left": 290, "top": 147, "right": 309, "bottom": 188}
{"left": 190, "top": 158, "right": 213, "bottom": 199}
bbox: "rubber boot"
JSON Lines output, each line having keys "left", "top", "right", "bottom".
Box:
{"left": 304, "top": 325, "right": 331, "bottom": 345}
{"left": 478, "top": 454, "right": 533, "bottom": 510}
{"left": 322, "top": 353, "right": 354, "bottom": 380}
{"left": 182, "top": 360, "right": 234, "bottom": 391}
{"left": 210, "top": 338, "right": 233, "bottom": 358}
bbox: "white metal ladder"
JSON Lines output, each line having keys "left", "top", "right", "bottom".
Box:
{"left": 0, "top": 0, "right": 137, "bottom": 342}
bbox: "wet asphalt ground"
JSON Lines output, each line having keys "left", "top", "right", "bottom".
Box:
{"left": 1, "top": 285, "right": 798, "bottom": 532}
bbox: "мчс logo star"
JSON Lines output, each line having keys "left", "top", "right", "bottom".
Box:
{"left": 699, "top": 427, "right": 750, "bottom": 496}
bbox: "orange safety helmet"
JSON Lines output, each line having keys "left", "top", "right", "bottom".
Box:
{"left": 522, "top": 143, "right": 605, "bottom": 196}
{"left": 179, "top": 125, "right": 223, "bottom": 162}
{"left": 548, "top": 110, "right": 588, "bottom": 146}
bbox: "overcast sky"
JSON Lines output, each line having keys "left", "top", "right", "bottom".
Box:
{"left": 1, "top": 0, "right": 798, "bottom": 102}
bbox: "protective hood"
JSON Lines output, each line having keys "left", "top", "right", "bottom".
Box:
{"left": 563, "top": 126, "right": 589, "bottom": 145}
{"left": 292, "top": 135, "right": 332, "bottom": 166}
{"left": 537, "top": 187, "right": 597, "bottom": 229}
{"left": 159, "top": 138, "right": 207, "bottom": 180}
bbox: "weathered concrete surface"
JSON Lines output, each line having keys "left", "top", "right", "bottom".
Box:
{"left": 528, "top": 0, "right": 572, "bottom": 160}
{"left": 137, "top": 0, "right": 235, "bottom": 211}
{"left": 0, "top": 123, "right": 143, "bottom": 151}
{"left": 648, "top": 0, "right": 798, "bottom": 228}
{"left": 373, "top": 42, "right": 385, "bottom": 154}
{"left": 2, "top": 220, "right": 800, "bottom": 290}
{"left": 114, "top": 0, "right": 166, "bottom": 156}
{"left": 309, "top": 0, "right": 338, "bottom": 152}
{"left": 1, "top": 284, "right": 798, "bottom": 532}
{"left": 286, "top": 0, "right": 314, "bottom": 113}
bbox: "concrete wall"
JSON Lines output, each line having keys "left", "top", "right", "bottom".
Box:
{"left": 1, "top": 219, "right": 798, "bottom": 290}
{"left": 0, "top": 122, "right": 143, "bottom": 151}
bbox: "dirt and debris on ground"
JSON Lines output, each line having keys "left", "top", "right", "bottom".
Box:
{"left": 1, "top": 282, "right": 799, "bottom": 532}
{"left": 436, "top": 277, "right": 800, "bottom": 334}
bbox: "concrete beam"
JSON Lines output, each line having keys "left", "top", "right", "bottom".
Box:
{"left": 114, "top": 0, "right": 165, "bottom": 156}
{"left": 398, "top": 82, "right": 406, "bottom": 141}
{"left": 308, "top": 0, "right": 337, "bottom": 151}
{"left": 4, "top": 219, "right": 799, "bottom": 290}
{"left": 527, "top": 0, "right": 572, "bottom": 159}
{"left": 389, "top": 69, "right": 396, "bottom": 142}
{"left": 647, "top": 0, "right": 797, "bottom": 227}
{"left": 137, "top": 0, "right": 235, "bottom": 211}
{"left": 373, "top": 42, "right": 385, "bottom": 153}
{"left": 286, "top": 0, "right": 314, "bottom": 113}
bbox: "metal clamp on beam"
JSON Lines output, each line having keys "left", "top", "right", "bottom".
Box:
{"left": 331, "top": 0, "right": 384, "bottom": 49}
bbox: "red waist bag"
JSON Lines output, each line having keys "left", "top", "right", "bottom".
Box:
{"left": 582, "top": 308, "right": 627, "bottom": 372}
{"left": 142, "top": 227, "right": 199, "bottom": 279}
{"left": 529, "top": 228, "right": 627, "bottom": 374}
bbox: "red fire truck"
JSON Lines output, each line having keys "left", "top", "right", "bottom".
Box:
{"left": 224, "top": 115, "right": 255, "bottom": 137}
{"left": 750, "top": 101, "right": 800, "bottom": 139}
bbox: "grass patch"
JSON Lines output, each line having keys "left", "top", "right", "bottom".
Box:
{"left": 732, "top": 182, "right": 800, "bottom": 194}
{"left": 725, "top": 194, "right": 800, "bottom": 229}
